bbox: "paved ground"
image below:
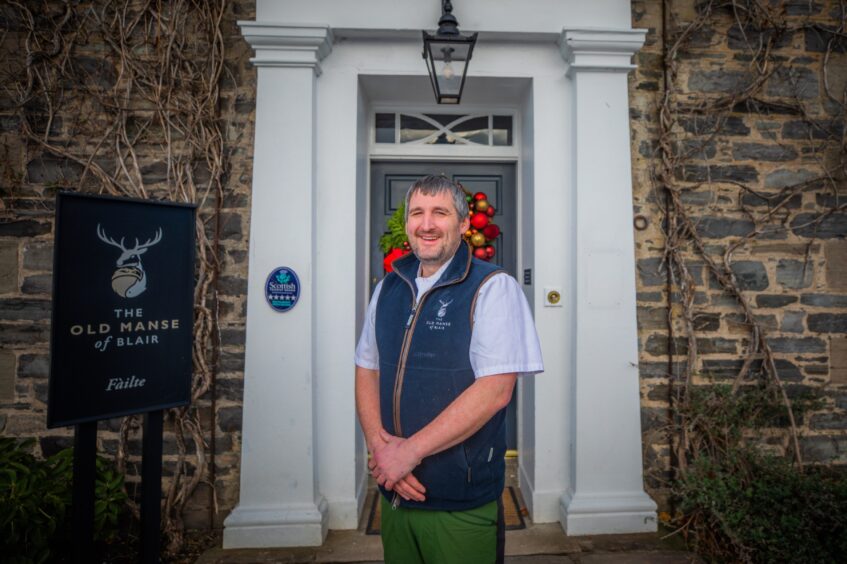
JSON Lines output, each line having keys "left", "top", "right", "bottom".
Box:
{"left": 198, "top": 523, "right": 699, "bottom": 563}
{"left": 200, "top": 467, "right": 698, "bottom": 564}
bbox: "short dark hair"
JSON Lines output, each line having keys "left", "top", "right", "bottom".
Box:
{"left": 404, "top": 175, "right": 469, "bottom": 221}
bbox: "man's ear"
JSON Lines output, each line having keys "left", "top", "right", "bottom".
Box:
{"left": 460, "top": 216, "right": 470, "bottom": 233}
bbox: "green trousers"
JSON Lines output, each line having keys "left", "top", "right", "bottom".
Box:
{"left": 380, "top": 496, "right": 505, "bottom": 564}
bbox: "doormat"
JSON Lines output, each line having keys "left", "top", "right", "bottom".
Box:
{"left": 365, "top": 486, "right": 526, "bottom": 535}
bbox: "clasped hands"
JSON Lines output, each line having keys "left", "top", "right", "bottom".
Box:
{"left": 368, "top": 429, "right": 427, "bottom": 503}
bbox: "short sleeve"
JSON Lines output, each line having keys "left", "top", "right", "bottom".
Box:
{"left": 469, "top": 273, "right": 544, "bottom": 378}
{"left": 354, "top": 280, "right": 383, "bottom": 370}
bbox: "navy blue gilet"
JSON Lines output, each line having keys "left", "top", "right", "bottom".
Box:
{"left": 375, "top": 242, "right": 505, "bottom": 511}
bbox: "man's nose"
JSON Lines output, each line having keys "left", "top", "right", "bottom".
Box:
{"left": 420, "top": 213, "right": 435, "bottom": 229}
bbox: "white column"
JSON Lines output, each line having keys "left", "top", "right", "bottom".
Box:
{"left": 223, "top": 23, "right": 333, "bottom": 549}
{"left": 558, "top": 28, "right": 658, "bottom": 535}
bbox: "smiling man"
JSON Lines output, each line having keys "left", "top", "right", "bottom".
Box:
{"left": 355, "top": 175, "right": 543, "bottom": 563}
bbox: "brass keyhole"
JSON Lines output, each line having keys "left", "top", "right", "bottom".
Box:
{"left": 547, "top": 290, "right": 561, "bottom": 305}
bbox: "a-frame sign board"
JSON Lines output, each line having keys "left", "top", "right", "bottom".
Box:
{"left": 48, "top": 192, "right": 195, "bottom": 563}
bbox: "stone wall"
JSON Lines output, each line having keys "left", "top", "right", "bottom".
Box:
{"left": 630, "top": 0, "right": 847, "bottom": 508}
{"left": 0, "top": 0, "right": 256, "bottom": 529}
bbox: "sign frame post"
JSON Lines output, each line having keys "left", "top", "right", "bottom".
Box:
{"left": 71, "top": 421, "right": 97, "bottom": 563}
{"left": 141, "top": 409, "right": 164, "bottom": 564}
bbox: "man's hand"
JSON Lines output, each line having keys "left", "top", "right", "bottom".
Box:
{"left": 371, "top": 429, "right": 423, "bottom": 490}
{"left": 368, "top": 430, "right": 426, "bottom": 502}
{"left": 368, "top": 454, "right": 427, "bottom": 502}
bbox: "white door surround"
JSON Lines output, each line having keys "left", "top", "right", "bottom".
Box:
{"left": 224, "top": 0, "right": 654, "bottom": 548}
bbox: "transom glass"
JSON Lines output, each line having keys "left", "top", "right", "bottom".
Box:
{"left": 374, "top": 113, "right": 513, "bottom": 146}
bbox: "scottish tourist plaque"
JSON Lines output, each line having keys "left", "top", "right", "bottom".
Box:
{"left": 265, "top": 266, "right": 300, "bottom": 312}
{"left": 48, "top": 192, "right": 196, "bottom": 427}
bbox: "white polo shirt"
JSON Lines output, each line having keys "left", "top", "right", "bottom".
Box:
{"left": 355, "top": 260, "right": 544, "bottom": 378}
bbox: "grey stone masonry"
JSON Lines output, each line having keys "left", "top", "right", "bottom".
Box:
{"left": 766, "top": 67, "right": 820, "bottom": 99}
{"left": 0, "top": 324, "right": 50, "bottom": 347}
{"left": 675, "top": 164, "right": 759, "bottom": 183}
{"left": 21, "top": 274, "right": 52, "bottom": 295}
{"left": 808, "top": 314, "right": 847, "bottom": 333}
{"left": 732, "top": 143, "right": 798, "bottom": 162}
{"left": 781, "top": 311, "right": 805, "bottom": 333}
{"left": 757, "top": 294, "right": 798, "bottom": 308}
{"left": 764, "top": 169, "right": 819, "bottom": 189}
{"left": 791, "top": 213, "right": 847, "bottom": 238}
{"left": 729, "top": 261, "right": 769, "bottom": 291}
{"left": 0, "top": 241, "right": 18, "bottom": 294}
{"left": 832, "top": 337, "right": 847, "bottom": 385}
{"left": 0, "top": 222, "right": 51, "bottom": 239}
{"left": 0, "top": 299, "right": 51, "bottom": 321}
{"left": 695, "top": 217, "right": 756, "bottom": 239}
{"left": 22, "top": 243, "right": 53, "bottom": 272}
{"left": 688, "top": 69, "right": 752, "bottom": 93}
{"left": 825, "top": 241, "right": 847, "bottom": 290}
{"left": 0, "top": 351, "right": 14, "bottom": 401}
{"left": 766, "top": 337, "right": 827, "bottom": 354}
{"left": 801, "top": 294, "right": 847, "bottom": 308}
{"left": 776, "top": 260, "right": 813, "bottom": 289}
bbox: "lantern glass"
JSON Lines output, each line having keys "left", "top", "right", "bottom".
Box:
{"left": 423, "top": 32, "right": 477, "bottom": 104}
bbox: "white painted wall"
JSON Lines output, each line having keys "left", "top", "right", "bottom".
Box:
{"left": 353, "top": 79, "right": 369, "bottom": 526}
{"left": 558, "top": 28, "right": 657, "bottom": 535}
{"left": 517, "top": 80, "right": 537, "bottom": 514}
{"left": 314, "top": 53, "right": 362, "bottom": 530}
{"left": 527, "top": 68, "right": 573, "bottom": 522}
{"left": 257, "top": 0, "right": 633, "bottom": 34}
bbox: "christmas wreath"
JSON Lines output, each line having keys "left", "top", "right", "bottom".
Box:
{"left": 379, "top": 185, "right": 502, "bottom": 273}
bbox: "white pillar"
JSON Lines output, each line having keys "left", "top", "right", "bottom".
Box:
{"left": 558, "top": 28, "right": 658, "bottom": 535}
{"left": 223, "top": 23, "right": 333, "bottom": 549}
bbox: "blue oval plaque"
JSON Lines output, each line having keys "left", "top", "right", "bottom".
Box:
{"left": 265, "top": 267, "right": 300, "bottom": 312}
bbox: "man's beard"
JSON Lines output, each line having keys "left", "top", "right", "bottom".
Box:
{"left": 409, "top": 231, "right": 460, "bottom": 270}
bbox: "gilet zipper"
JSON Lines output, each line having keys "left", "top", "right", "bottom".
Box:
{"left": 391, "top": 279, "right": 428, "bottom": 438}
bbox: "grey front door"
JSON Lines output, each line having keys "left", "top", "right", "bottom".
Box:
{"left": 370, "top": 161, "right": 519, "bottom": 449}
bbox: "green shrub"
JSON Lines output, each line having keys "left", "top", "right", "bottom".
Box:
{"left": 677, "top": 450, "right": 847, "bottom": 563}
{"left": 672, "top": 385, "right": 847, "bottom": 563}
{"left": 0, "top": 437, "right": 128, "bottom": 563}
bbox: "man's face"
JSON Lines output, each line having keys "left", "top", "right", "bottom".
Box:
{"left": 405, "top": 190, "right": 470, "bottom": 277}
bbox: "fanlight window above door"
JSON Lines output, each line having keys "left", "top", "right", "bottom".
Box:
{"left": 375, "top": 113, "right": 513, "bottom": 146}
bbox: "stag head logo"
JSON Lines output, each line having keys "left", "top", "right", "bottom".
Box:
{"left": 437, "top": 299, "right": 453, "bottom": 319}
{"left": 97, "top": 224, "right": 163, "bottom": 298}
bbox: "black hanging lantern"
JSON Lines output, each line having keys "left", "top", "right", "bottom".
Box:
{"left": 422, "top": 0, "right": 477, "bottom": 104}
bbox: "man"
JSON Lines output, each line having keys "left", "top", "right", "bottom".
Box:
{"left": 355, "top": 175, "right": 543, "bottom": 563}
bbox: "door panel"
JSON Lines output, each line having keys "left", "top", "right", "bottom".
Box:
{"left": 370, "top": 161, "right": 519, "bottom": 449}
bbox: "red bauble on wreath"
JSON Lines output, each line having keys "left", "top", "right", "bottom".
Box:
{"left": 482, "top": 224, "right": 500, "bottom": 240}
{"left": 470, "top": 213, "right": 489, "bottom": 230}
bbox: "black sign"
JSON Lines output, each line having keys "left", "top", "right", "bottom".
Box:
{"left": 48, "top": 192, "right": 196, "bottom": 428}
